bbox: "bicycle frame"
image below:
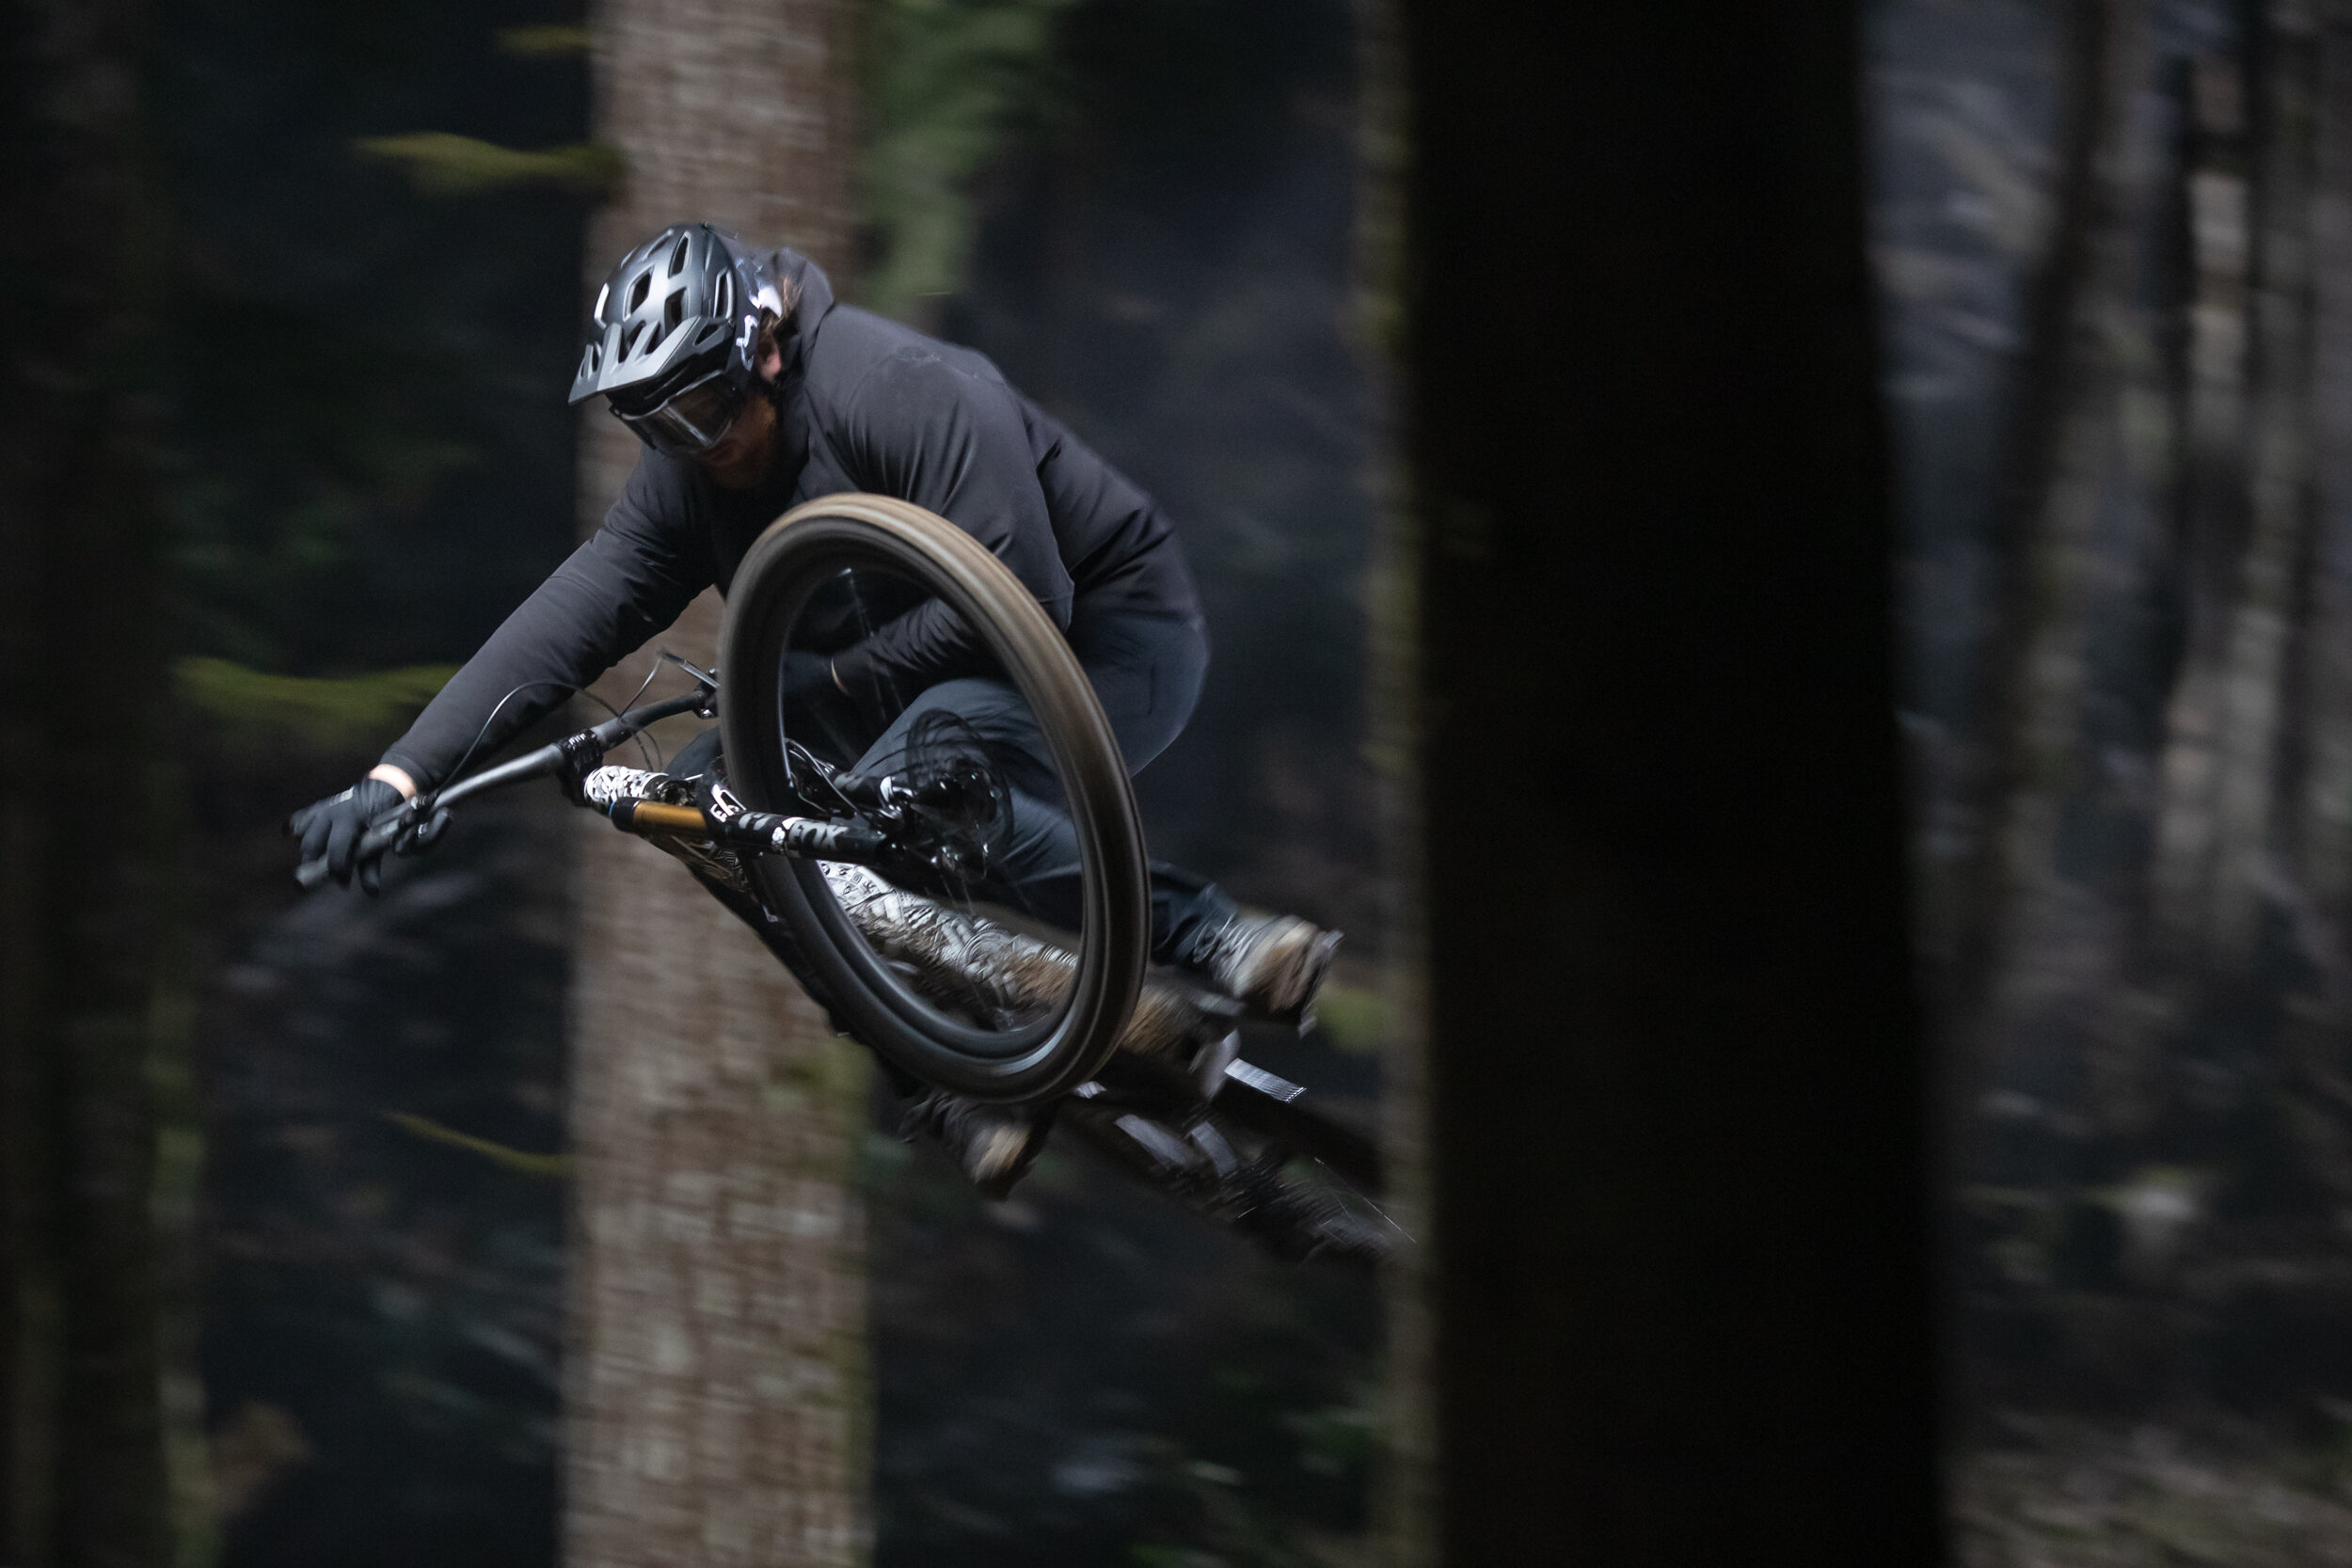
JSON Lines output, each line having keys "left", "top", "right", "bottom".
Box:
{"left": 289, "top": 672, "right": 1397, "bottom": 1267}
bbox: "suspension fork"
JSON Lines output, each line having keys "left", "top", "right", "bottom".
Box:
{"left": 601, "top": 797, "right": 890, "bottom": 863}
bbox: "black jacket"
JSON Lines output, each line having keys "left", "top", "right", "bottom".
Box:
{"left": 381, "top": 250, "right": 1200, "bottom": 790}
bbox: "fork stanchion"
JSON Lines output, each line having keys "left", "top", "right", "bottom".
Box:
{"left": 602, "top": 798, "right": 888, "bottom": 863}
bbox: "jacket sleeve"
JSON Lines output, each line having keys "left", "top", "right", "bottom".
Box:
{"left": 379, "top": 461, "right": 711, "bottom": 790}
{"left": 823, "top": 348, "right": 1073, "bottom": 705}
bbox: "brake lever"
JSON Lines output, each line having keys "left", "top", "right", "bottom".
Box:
{"left": 656, "top": 647, "right": 721, "bottom": 713}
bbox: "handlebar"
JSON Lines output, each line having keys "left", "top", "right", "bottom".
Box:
{"left": 294, "top": 687, "right": 715, "bottom": 890}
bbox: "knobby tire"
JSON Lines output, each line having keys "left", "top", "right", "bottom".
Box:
{"left": 718, "top": 493, "right": 1151, "bottom": 1101}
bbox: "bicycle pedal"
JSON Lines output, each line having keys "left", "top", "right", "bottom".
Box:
{"left": 1189, "top": 1027, "right": 1240, "bottom": 1101}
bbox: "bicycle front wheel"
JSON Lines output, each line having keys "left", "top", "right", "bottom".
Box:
{"left": 718, "top": 493, "right": 1151, "bottom": 1101}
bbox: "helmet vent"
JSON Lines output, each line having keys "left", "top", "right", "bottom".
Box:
{"left": 714, "top": 273, "right": 733, "bottom": 319}
{"left": 628, "top": 270, "right": 651, "bottom": 313}
{"left": 662, "top": 288, "right": 684, "bottom": 341}
{"left": 620, "top": 321, "right": 645, "bottom": 359}
{"left": 669, "top": 233, "right": 691, "bottom": 277}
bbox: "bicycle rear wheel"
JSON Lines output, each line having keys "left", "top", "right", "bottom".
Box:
{"left": 718, "top": 493, "right": 1151, "bottom": 1101}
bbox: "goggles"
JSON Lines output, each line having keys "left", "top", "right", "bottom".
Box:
{"left": 612, "top": 366, "right": 748, "bottom": 456}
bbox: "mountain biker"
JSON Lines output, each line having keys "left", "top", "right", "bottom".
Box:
{"left": 292, "top": 222, "right": 1338, "bottom": 1191}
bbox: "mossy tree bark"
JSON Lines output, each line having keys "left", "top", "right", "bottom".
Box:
{"left": 0, "top": 0, "right": 175, "bottom": 1564}
{"left": 1394, "top": 0, "right": 1939, "bottom": 1558}
{"left": 563, "top": 1, "right": 869, "bottom": 1562}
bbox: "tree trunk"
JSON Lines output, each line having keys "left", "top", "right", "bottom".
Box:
{"left": 1347, "top": 0, "right": 1433, "bottom": 1557}
{"left": 0, "top": 1, "right": 174, "bottom": 1564}
{"left": 2149, "top": 50, "right": 2254, "bottom": 958}
{"left": 2290, "top": 4, "right": 2352, "bottom": 927}
{"left": 563, "top": 2, "right": 869, "bottom": 1563}
{"left": 1398, "top": 0, "right": 1937, "bottom": 1559}
{"left": 2139, "top": 8, "right": 2327, "bottom": 1155}
{"left": 1950, "top": 0, "right": 2159, "bottom": 1105}
{"left": 2197, "top": 4, "right": 2322, "bottom": 964}
{"left": 2265, "top": 2, "right": 2352, "bottom": 1200}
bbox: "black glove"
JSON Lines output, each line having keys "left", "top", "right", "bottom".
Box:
{"left": 288, "top": 777, "right": 405, "bottom": 895}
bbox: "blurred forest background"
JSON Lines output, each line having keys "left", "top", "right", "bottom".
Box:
{"left": 5, "top": 0, "right": 2352, "bottom": 1562}
{"left": 1881, "top": 0, "right": 2352, "bottom": 1559}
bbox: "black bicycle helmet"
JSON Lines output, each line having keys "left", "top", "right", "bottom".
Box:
{"left": 568, "top": 223, "right": 784, "bottom": 419}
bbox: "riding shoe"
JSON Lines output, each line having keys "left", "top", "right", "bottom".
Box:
{"left": 1192, "top": 911, "right": 1342, "bottom": 1026}
{"left": 901, "top": 1089, "right": 1051, "bottom": 1200}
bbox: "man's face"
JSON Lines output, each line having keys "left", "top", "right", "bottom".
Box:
{"left": 690, "top": 326, "right": 788, "bottom": 491}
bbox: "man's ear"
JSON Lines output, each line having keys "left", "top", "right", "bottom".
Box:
{"left": 755, "top": 311, "right": 786, "bottom": 381}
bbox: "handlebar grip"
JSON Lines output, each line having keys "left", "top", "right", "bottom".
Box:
{"left": 292, "top": 818, "right": 405, "bottom": 890}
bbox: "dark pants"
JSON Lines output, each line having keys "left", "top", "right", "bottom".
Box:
{"left": 691, "top": 610, "right": 1237, "bottom": 968}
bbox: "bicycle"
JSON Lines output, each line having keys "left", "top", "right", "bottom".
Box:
{"left": 298, "top": 494, "right": 1398, "bottom": 1269}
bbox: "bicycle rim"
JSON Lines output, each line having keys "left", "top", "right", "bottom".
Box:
{"left": 718, "top": 493, "right": 1150, "bottom": 1101}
